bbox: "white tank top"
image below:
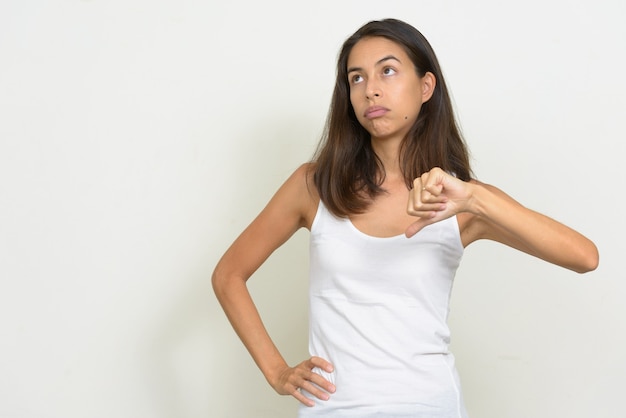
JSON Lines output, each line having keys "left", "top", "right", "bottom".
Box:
{"left": 299, "top": 201, "right": 468, "bottom": 418}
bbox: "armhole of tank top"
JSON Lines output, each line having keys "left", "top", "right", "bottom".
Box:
{"left": 451, "top": 215, "right": 465, "bottom": 252}
{"left": 448, "top": 172, "right": 465, "bottom": 251}
{"left": 309, "top": 199, "right": 324, "bottom": 234}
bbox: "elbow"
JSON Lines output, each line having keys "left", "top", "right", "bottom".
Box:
{"left": 211, "top": 267, "right": 228, "bottom": 301}
{"left": 573, "top": 243, "right": 600, "bottom": 274}
{"left": 211, "top": 263, "right": 247, "bottom": 302}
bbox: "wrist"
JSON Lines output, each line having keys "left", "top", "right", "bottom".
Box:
{"left": 465, "top": 180, "right": 487, "bottom": 216}
{"left": 262, "top": 359, "right": 289, "bottom": 388}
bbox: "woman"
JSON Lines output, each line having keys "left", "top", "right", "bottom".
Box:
{"left": 212, "top": 18, "right": 599, "bottom": 417}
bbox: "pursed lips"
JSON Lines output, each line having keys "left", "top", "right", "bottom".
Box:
{"left": 364, "top": 106, "right": 389, "bottom": 119}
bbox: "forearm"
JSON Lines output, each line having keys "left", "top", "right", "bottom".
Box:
{"left": 212, "top": 270, "right": 288, "bottom": 386}
{"left": 469, "top": 182, "right": 599, "bottom": 273}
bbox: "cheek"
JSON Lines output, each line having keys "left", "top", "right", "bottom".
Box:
{"left": 409, "top": 102, "right": 423, "bottom": 117}
{"left": 349, "top": 88, "right": 359, "bottom": 107}
{"left": 349, "top": 91, "right": 364, "bottom": 118}
{"left": 398, "top": 94, "right": 423, "bottom": 120}
{"left": 404, "top": 107, "right": 422, "bottom": 126}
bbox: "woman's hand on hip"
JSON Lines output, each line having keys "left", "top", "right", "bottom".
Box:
{"left": 270, "top": 356, "right": 336, "bottom": 407}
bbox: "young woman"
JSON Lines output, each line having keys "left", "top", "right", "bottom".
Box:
{"left": 212, "top": 18, "right": 599, "bottom": 417}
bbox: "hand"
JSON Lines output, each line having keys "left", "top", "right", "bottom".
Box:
{"left": 271, "top": 356, "right": 336, "bottom": 407}
{"left": 405, "top": 167, "right": 474, "bottom": 238}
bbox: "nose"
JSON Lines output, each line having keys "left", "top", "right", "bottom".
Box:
{"left": 365, "top": 79, "right": 381, "bottom": 100}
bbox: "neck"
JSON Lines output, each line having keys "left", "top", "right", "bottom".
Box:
{"left": 371, "top": 136, "right": 403, "bottom": 177}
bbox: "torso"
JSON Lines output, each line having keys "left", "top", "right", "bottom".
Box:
{"left": 302, "top": 194, "right": 468, "bottom": 417}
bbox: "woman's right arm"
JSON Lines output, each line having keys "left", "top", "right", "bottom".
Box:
{"left": 211, "top": 163, "right": 335, "bottom": 407}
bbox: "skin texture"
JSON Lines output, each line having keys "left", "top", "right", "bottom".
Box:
{"left": 212, "top": 36, "right": 599, "bottom": 408}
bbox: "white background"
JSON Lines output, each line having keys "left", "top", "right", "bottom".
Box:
{"left": 1, "top": 1, "right": 624, "bottom": 417}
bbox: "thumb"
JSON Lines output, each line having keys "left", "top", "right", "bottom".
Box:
{"left": 405, "top": 218, "right": 430, "bottom": 238}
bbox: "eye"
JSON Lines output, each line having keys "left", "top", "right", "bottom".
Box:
{"left": 382, "top": 67, "right": 397, "bottom": 76}
{"left": 350, "top": 74, "right": 363, "bottom": 84}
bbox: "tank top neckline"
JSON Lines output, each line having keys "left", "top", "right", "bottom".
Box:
{"left": 314, "top": 200, "right": 413, "bottom": 242}
{"left": 346, "top": 216, "right": 409, "bottom": 241}
{"left": 314, "top": 200, "right": 463, "bottom": 245}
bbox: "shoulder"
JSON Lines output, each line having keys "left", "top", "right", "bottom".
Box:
{"left": 287, "top": 163, "right": 318, "bottom": 202}
{"left": 272, "top": 163, "right": 320, "bottom": 230}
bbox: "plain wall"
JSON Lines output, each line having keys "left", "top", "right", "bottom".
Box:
{"left": 1, "top": 1, "right": 624, "bottom": 417}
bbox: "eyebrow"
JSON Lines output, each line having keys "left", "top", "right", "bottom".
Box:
{"left": 347, "top": 55, "right": 402, "bottom": 74}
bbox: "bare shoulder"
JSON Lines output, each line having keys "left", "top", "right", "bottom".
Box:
{"left": 270, "top": 163, "right": 320, "bottom": 230}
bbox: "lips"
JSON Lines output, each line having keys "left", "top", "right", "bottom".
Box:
{"left": 364, "top": 106, "right": 389, "bottom": 119}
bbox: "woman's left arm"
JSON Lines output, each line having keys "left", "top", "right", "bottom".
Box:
{"left": 406, "top": 168, "right": 599, "bottom": 273}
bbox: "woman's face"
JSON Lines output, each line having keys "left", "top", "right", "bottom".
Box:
{"left": 347, "top": 36, "right": 434, "bottom": 143}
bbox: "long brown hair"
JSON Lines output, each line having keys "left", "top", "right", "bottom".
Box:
{"left": 312, "top": 18, "right": 472, "bottom": 217}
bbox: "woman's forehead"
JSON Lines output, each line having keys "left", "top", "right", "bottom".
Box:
{"left": 347, "top": 37, "right": 408, "bottom": 68}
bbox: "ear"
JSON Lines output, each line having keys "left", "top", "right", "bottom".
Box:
{"left": 421, "top": 71, "right": 436, "bottom": 103}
